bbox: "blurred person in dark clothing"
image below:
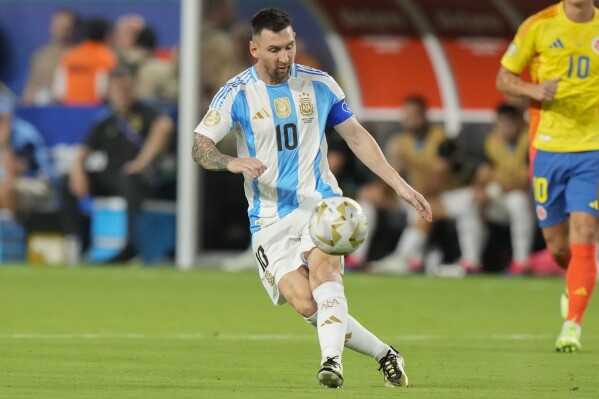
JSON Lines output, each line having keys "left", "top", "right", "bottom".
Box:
{"left": 60, "top": 67, "right": 173, "bottom": 263}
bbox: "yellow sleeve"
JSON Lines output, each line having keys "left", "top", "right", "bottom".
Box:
{"left": 500, "top": 17, "right": 538, "bottom": 74}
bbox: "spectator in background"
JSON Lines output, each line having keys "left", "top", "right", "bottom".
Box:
{"left": 54, "top": 17, "right": 117, "bottom": 105}
{"left": 132, "top": 26, "right": 178, "bottom": 106}
{"left": 365, "top": 96, "right": 483, "bottom": 274}
{"left": 473, "top": 103, "right": 534, "bottom": 275}
{"left": 60, "top": 67, "right": 173, "bottom": 263}
{"left": 294, "top": 39, "right": 322, "bottom": 70}
{"left": 0, "top": 83, "right": 56, "bottom": 217}
{"left": 201, "top": 0, "right": 244, "bottom": 102}
{"left": 231, "top": 23, "right": 255, "bottom": 69}
{"left": 21, "top": 9, "right": 78, "bottom": 105}
{"left": 112, "top": 13, "right": 146, "bottom": 70}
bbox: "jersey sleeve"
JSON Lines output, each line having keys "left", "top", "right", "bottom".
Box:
{"left": 500, "top": 17, "right": 538, "bottom": 74}
{"left": 194, "top": 85, "right": 236, "bottom": 144}
{"left": 323, "top": 76, "right": 354, "bottom": 127}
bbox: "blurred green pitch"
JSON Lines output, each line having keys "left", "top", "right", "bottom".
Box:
{"left": 0, "top": 266, "right": 598, "bottom": 399}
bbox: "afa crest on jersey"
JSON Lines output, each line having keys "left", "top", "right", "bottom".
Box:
{"left": 299, "top": 93, "right": 314, "bottom": 117}
{"left": 274, "top": 98, "right": 291, "bottom": 118}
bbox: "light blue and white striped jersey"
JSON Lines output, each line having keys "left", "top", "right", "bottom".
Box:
{"left": 195, "top": 64, "right": 354, "bottom": 233}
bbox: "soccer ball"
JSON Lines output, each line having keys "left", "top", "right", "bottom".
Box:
{"left": 309, "top": 196, "right": 368, "bottom": 256}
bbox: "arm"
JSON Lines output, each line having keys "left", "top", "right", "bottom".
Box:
{"left": 192, "top": 133, "right": 266, "bottom": 179}
{"left": 0, "top": 114, "right": 18, "bottom": 179}
{"left": 68, "top": 145, "right": 91, "bottom": 198}
{"left": 334, "top": 117, "right": 432, "bottom": 221}
{"left": 495, "top": 65, "right": 559, "bottom": 101}
{"left": 123, "top": 115, "right": 173, "bottom": 174}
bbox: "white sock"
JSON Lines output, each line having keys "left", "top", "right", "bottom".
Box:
{"left": 505, "top": 191, "right": 534, "bottom": 264}
{"left": 346, "top": 315, "right": 390, "bottom": 362}
{"left": 442, "top": 188, "right": 484, "bottom": 264}
{"left": 313, "top": 281, "right": 348, "bottom": 365}
{"left": 396, "top": 227, "right": 426, "bottom": 261}
{"left": 304, "top": 312, "right": 390, "bottom": 362}
{"left": 454, "top": 207, "right": 484, "bottom": 264}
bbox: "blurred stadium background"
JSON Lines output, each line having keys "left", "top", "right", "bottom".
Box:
{"left": 1, "top": 1, "right": 599, "bottom": 398}
{"left": 0, "top": 0, "right": 576, "bottom": 270}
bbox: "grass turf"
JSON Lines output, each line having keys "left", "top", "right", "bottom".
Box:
{"left": 0, "top": 265, "right": 598, "bottom": 398}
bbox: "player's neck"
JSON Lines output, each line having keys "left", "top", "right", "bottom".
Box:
{"left": 563, "top": 1, "right": 595, "bottom": 23}
{"left": 254, "top": 64, "right": 290, "bottom": 86}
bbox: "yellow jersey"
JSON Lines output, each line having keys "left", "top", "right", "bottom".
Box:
{"left": 500, "top": 2, "right": 599, "bottom": 152}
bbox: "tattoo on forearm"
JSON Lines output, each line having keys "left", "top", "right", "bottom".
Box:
{"left": 192, "top": 135, "right": 233, "bottom": 171}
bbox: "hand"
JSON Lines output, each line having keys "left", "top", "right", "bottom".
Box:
{"left": 396, "top": 184, "right": 433, "bottom": 222}
{"left": 531, "top": 77, "right": 560, "bottom": 101}
{"left": 227, "top": 157, "right": 267, "bottom": 179}
{"left": 122, "top": 158, "right": 147, "bottom": 175}
{"left": 69, "top": 170, "right": 89, "bottom": 198}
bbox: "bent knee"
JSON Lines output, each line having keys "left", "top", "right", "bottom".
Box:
{"left": 546, "top": 243, "right": 571, "bottom": 269}
{"left": 310, "top": 259, "right": 342, "bottom": 286}
{"left": 291, "top": 298, "right": 317, "bottom": 318}
{"left": 571, "top": 222, "right": 599, "bottom": 243}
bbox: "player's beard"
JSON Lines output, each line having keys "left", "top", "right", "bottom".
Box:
{"left": 268, "top": 64, "right": 291, "bottom": 85}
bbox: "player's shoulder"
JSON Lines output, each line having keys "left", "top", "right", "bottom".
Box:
{"left": 295, "top": 64, "right": 336, "bottom": 84}
{"left": 429, "top": 125, "right": 449, "bottom": 141}
{"left": 517, "top": 4, "right": 560, "bottom": 36}
{"left": 210, "top": 67, "right": 255, "bottom": 109}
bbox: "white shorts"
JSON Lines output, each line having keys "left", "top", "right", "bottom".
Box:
{"left": 251, "top": 207, "right": 344, "bottom": 306}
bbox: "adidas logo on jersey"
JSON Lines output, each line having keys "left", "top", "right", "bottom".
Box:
{"left": 573, "top": 287, "right": 588, "bottom": 297}
{"left": 252, "top": 107, "right": 271, "bottom": 120}
{"left": 549, "top": 38, "right": 565, "bottom": 49}
{"left": 589, "top": 200, "right": 598, "bottom": 210}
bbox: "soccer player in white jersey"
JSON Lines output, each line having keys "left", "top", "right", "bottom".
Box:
{"left": 192, "top": 8, "right": 432, "bottom": 388}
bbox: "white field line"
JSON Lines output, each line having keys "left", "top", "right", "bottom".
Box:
{"left": 0, "top": 333, "right": 594, "bottom": 341}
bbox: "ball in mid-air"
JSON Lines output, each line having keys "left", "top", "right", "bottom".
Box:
{"left": 309, "top": 196, "right": 368, "bottom": 256}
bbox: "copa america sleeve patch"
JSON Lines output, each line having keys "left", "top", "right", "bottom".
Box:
{"left": 202, "top": 109, "right": 221, "bottom": 127}
{"left": 326, "top": 99, "right": 354, "bottom": 127}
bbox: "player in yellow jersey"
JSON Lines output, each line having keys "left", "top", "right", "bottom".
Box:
{"left": 497, "top": 0, "right": 599, "bottom": 352}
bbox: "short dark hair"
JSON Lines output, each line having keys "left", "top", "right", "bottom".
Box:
{"left": 496, "top": 103, "right": 523, "bottom": 120}
{"left": 251, "top": 8, "right": 292, "bottom": 36}
{"left": 136, "top": 26, "right": 157, "bottom": 50}
{"left": 403, "top": 95, "right": 428, "bottom": 110}
{"left": 84, "top": 17, "right": 111, "bottom": 41}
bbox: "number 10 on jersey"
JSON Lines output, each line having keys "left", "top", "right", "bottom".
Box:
{"left": 276, "top": 123, "right": 298, "bottom": 151}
